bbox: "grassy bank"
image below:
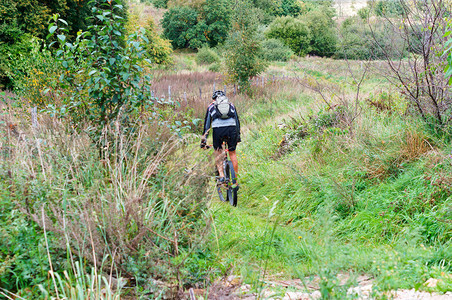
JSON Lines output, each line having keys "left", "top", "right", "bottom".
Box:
{"left": 1, "top": 54, "right": 451, "bottom": 298}
{"left": 202, "top": 57, "right": 452, "bottom": 296}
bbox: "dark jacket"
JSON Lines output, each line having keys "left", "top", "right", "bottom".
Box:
{"left": 203, "top": 102, "right": 241, "bottom": 141}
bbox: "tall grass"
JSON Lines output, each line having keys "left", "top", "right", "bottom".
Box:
{"left": 0, "top": 97, "right": 213, "bottom": 297}
{"left": 206, "top": 56, "right": 452, "bottom": 294}
{"left": 2, "top": 53, "right": 452, "bottom": 297}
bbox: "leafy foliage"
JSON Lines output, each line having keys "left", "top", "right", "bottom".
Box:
{"left": 0, "top": 170, "right": 64, "bottom": 295}
{"left": 373, "top": 0, "right": 404, "bottom": 17}
{"left": 0, "top": 0, "right": 93, "bottom": 39}
{"left": 252, "top": 0, "right": 306, "bottom": 18}
{"left": 336, "top": 16, "right": 405, "bottom": 60}
{"left": 162, "top": 0, "right": 231, "bottom": 49}
{"left": 151, "top": 0, "right": 169, "bottom": 8}
{"left": 144, "top": 17, "right": 173, "bottom": 65}
{"left": 162, "top": 6, "right": 202, "bottom": 49}
{"left": 196, "top": 46, "right": 220, "bottom": 65}
{"left": 303, "top": 9, "right": 337, "bottom": 57}
{"left": 444, "top": 21, "right": 452, "bottom": 85}
{"left": 0, "top": 0, "right": 122, "bottom": 88}
{"left": 279, "top": 0, "right": 305, "bottom": 16}
{"left": 260, "top": 38, "right": 294, "bottom": 62}
{"left": 0, "top": 35, "right": 59, "bottom": 101}
{"left": 224, "top": 0, "right": 267, "bottom": 90}
{"left": 266, "top": 16, "right": 311, "bottom": 56}
{"left": 48, "top": 0, "right": 152, "bottom": 149}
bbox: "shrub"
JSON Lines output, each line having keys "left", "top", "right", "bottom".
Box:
{"left": 0, "top": 34, "right": 59, "bottom": 103}
{"left": 48, "top": 0, "right": 153, "bottom": 152}
{"left": 279, "top": 0, "right": 306, "bottom": 17}
{"left": 196, "top": 46, "right": 220, "bottom": 65}
{"left": 144, "top": 17, "right": 173, "bottom": 65}
{"left": 303, "top": 9, "right": 337, "bottom": 57}
{"left": 162, "top": 6, "right": 203, "bottom": 49}
{"left": 0, "top": 0, "right": 94, "bottom": 39}
{"left": 266, "top": 16, "right": 311, "bottom": 56}
{"left": 225, "top": 0, "right": 267, "bottom": 90}
{"left": 373, "top": 0, "right": 404, "bottom": 17}
{"left": 0, "top": 21, "right": 25, "bottom": 89}
{"left": 208, "top": 62, "right": 221, "bottom": 72}
{"left": 357, "top": 6, "right": 371, "bottom": 19}
{"left": 162, "top": 0, "right": 231, "bottom": 49}
{"left": 336, "top": 16, "right": 405, "bottom": 60}
{"left": 151, "top": 0, "right": 169, "bottom": 8}
{"left": 261, "top": 38, "right": 294, "bottom": 61}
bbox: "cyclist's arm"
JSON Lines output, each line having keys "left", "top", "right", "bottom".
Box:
{"left": 235, "top": 110, "right": 241, "bottom": 142}
{"left": 203, "top": 108, "right": 212, "bottom": 137}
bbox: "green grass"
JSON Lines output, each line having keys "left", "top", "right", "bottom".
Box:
{"left": 204, "top": 57, "right": 452, "bottom": 295}
{"left": 2, "top": 52, "right": 452, "bottom": 298}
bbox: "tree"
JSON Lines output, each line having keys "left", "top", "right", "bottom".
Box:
{"left": 201, "top": 0, "right": 231, "bottom": 47}
{"left": 0, "top": 0, "right": 96, "bottom": 40}
{"left": 369, "top": 0, "right": 451, "bottom": 128}
{"left": 161, "top": 0, "right": 231, "bottom": 49}
{"left": 49, "top": 0, "right": 152, "bottom": 153}
{"left": 144, "top": 17, "right": 173, "bottom": 65}
{"left": 373, "top": 0, "right": 404, "bottom": 17}
{"left": 0, "top": 0, "right": 123, "bottom": 88}
{"left": 266, "top": 16, "right": 311, "bottom": 56}
{"left": 280, "top": 0, "right": 305, "bottom": 16}
{"left": 162, "top": 6, "right": 204, "bottom": 49}
{"left": 303, "top": 9, "right": 337, "bottom": 57}
{"left": 225, "top": 0, "right": 267, "bottom": 90}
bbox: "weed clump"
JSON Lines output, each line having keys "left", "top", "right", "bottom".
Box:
{"left": 196, "top": 47, "right": 220, "bottom": 65}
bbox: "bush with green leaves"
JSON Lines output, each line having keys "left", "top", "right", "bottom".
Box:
{"left": 0, "top": 188, "right": 62, "bottom": 295}
{"left": 265, "top": 16, "right": 311, "bottom": 56}
{"left": 144, "top": 17, "right": 173, "bottom": 65}
{"left": 336, "top": 16, "right": 405, "bottom": 60}
{"left": 208, "top": 62, "right": 221, "bottom": 72}
{"left": 0, "top": 0, "right": 94, "bottom": 40}
{"left": 445, "top": 21, "right": 452, "bottom": 84}
{"left": 0, "top": 0, "right": 129, "bottom": 89}
{"left": 0, "top": 22, "right": 25, "bottom": 89}
{"left": 261, "top": 38, "right": 294, "bottom": 62}
{"left": 225, "top": 0, "right": 267, "bottom": 90}
{"left": 150, "top": 0, "right": 168, "bottom": 8}
{"left": 162, "top": 6, "right": 202, "bottom": 49}
{"left": 373, "top": 0, "right": 404, "bottom": 17}
{"left": 303, "top": 9, "right": 337, "bottom": 57}
{"left": 196, "top": 46, "right": 220, "bottom": 65}
{"left": 162, "top": 0, "right": 231, "bottom": 49}
{"left": 279, "top": 0, "right": 306, "bottom": 16}
{"left": 0, "top": 34, "right": 59, "bottom": 103}
{"left": 48, "top": 0, "right": 152, "bottom": 151}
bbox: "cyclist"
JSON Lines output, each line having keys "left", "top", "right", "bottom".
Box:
{"left": 201, "top": 90, "right": 241, "bottom": 185}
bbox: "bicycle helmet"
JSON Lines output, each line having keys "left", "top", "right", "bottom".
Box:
{"left": 212, "top": 90, "right": 226, "bottom": 100}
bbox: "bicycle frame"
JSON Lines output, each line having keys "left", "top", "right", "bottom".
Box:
{"left": 203, "top": 142, "right": 238, "bottom": 206}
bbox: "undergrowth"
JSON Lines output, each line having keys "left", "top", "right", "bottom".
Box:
{"left": 207, "top": 58, "right": 452, "bottom": 296}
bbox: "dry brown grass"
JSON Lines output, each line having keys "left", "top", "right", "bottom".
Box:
{"left": 0, "top": 99, "right": 212, "bottom": 286}
{"left": 401, "top": 129, "right": 433, "bottom": 161}
{"left": 358, "top": 128, "right": 435, "bottom": 180}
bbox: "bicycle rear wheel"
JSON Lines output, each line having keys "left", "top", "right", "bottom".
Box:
{"left": 225, "top": 160, "right": 238, "bottom": 207}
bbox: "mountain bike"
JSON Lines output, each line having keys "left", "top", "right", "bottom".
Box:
{"left": 204, "top": 144, "right": 238, "bottom": 207}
